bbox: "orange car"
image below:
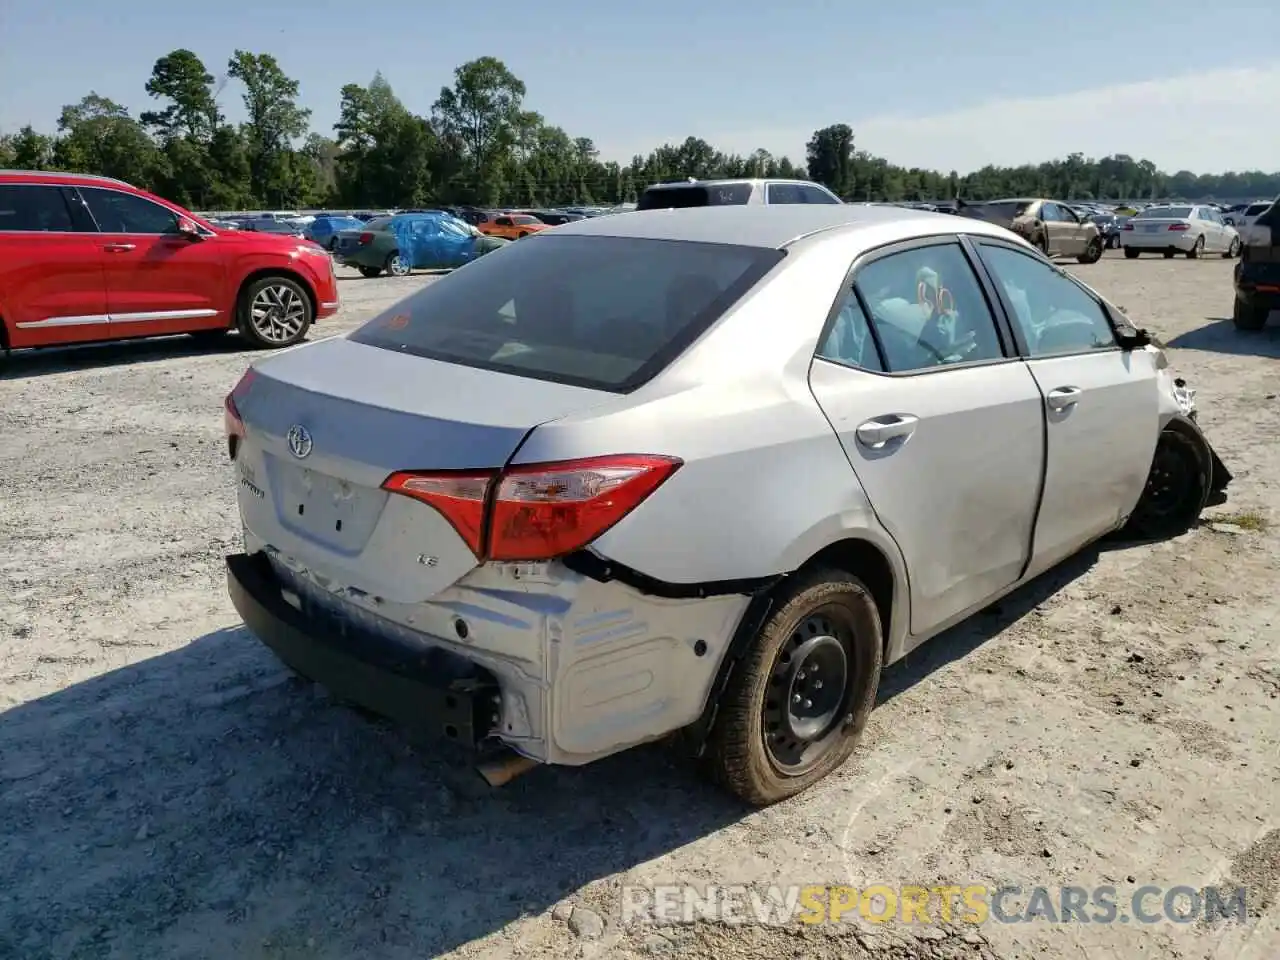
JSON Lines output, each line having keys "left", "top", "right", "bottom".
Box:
{"left": 478, "top": 212, "right": 548, "bottom": 240}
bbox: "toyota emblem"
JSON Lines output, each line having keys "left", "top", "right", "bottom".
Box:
{"left": 286, "top": 424, "right": 313, "bottom": 459}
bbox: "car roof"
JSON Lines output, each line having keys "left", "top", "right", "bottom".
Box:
{"left": 0, "top": 169, "right": 132, "bottom": 188}
{"left": 547, "top": 204, "right": 1013, "bottom": 249}
{"left": 643, "top": 178, "right": 814, "bottom": 190}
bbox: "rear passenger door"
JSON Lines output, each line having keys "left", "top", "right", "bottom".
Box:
{"left": 972, "top": 239, "right": 1158, "bottom": 575}
{"left": 0, "top": 183, "right": 110, "bottom": 347}
{"left": 807, "top": 238, "right": 1046, "bottom": 637}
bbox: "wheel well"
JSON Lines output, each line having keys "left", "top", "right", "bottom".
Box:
{"left": 797, "top": 538, "right": 895, "bottom": 648}
{"left": 237, "top": 269, "right": 317, "bottom": 322}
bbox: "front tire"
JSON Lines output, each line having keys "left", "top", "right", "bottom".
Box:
{"left": 1124, "top": 427, "right": 1211, "bottom": 540}
{"left": 236, "top": 275, "right": 313, "bottom": 349}
{"left": 1186, "top": 235, "right": 1204, "bottom": 259}
{"left": 1077, "top": 236, "right": 1103, "bottom": 264}
{"left": 1233, "top": 297, "right": 1269, "bottom": 331}
{"left": 703, "top": 569, "right": 883, "bottom": 807}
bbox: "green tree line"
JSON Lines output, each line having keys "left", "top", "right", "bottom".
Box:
{"left": 3, "top": 50, "right": 1278, "bottom": 211}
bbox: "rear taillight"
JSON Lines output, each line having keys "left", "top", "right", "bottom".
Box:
{"left": 358, "top": 232, "right": 373, "bottom": 245}
{"left": 223, "top": 368, "right": 256, "bottom": 460}
{"left": 383, "top": 471, "right": 492, "bottom": 555}
{"left": 1168, "top": 223, "right": 1189, "bottom": 231}
{"left": 382, "top": 454, "right": 681, "bottom": 561}
{"left": 1122, "top": 223, "right": 1134, "bottom": 231}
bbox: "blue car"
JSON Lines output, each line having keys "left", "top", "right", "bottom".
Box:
{"left": 332, "top": 212, "right": 510, "bottom": 277}
{"left": 305, "top": 215, "right": 367, "bottom": 250}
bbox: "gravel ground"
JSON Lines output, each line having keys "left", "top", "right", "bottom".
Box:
{"left": 1, "top": 254, "right": 1278, "bottom": 960}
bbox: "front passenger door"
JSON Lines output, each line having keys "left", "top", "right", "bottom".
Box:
{"left": 1039, "top": 203, "right": 1067, "bottom": 257}
{"left": 973, "top": 241, "right": 1159, "bottom": 575}
{"left": 77, "top": 186, "right": 227, "bottom": 338}
{"left": 807, "top": 239, "right": 1046, "bottom": 637}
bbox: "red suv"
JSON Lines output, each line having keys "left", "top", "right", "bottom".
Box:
{"left": 0, "top": 170, "right": 339, "bottom": 353}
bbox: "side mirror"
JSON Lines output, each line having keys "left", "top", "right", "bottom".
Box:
{"left": 178, "top": 218, "right": 202, "bottom": 240}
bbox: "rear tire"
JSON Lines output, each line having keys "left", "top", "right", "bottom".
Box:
{"left": 1123, "top": 427, "right": 1211, "bottom": 540}
{"left": 1186, "top": 235, "right": 1204, "bottom": 259}
{"left": 236, "top": 275, "right": 313, "bottom": 349}
{"left": 1233, "top": 297, "right": 1269, "bottom": 331}
{"left": 386, "top": 252, "right": 411, "bottom": 277}
{"left": 1124, "top": 247, "right": 1140, "bottom": 259}
{"left": 358, "top": 266, "right": 382, "bottom": 278}
{"left": 703, "top": 569, "right": 882, "bottom": 807}
{"left": 1077, "top": 236, "right": 1103, "bottom": 264}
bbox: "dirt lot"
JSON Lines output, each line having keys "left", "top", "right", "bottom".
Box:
{"left": 1, "top": 254, "right": 1278, "bottom": 960}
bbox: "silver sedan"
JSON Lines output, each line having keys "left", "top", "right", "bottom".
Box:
{"left": 223, "top": 205, "right": 1231, "bottom": 806}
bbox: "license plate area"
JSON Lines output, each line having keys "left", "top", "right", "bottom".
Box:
{"left": 266, "top": 454, "right": 386, "bottom": 554}
{"left": 1144, "top": 224, "right": 1162, "bottom": 233}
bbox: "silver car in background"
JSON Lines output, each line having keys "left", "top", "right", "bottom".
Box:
{"left": 224, "top": 205, "right": 1231, "bottom": 806}
{"left": 1121, "top": 204, "right": 1241, "bottom": 259}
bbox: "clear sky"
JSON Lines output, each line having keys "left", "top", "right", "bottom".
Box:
{"left": 2, "top": 0, "right": 1277, "bottom": 174}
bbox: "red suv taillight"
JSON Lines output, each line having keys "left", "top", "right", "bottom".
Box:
{"left": 1168, "top": 223, "right": 1189, "bottom": 231}
{"left": 1122, "top": 223, "right": 1134, "bottom": 231}
{"left": 223, "top": 368, "right": 257, "bottom": 460}
{"left": 383, "top": 454, "right": 682, "bottom": 561}
{"left": 358, "top": 232, "right": 374, "bottom": 245}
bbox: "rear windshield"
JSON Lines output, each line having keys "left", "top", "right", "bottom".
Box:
{"left": 1136, "top": 206, "right": 1192, "bottom": 219}
{"left": 363, "top": 217, "right": 393, "bottom": 230}
{"left": 349, "top": 234, "right": 783, "bottom": 392}
{"left": 636, "top": 183, "right": 753, "bottom": 210}
{"left": 975, "top": 201, "right": 1034, "bottom": 219}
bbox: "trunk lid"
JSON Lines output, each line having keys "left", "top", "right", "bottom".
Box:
{"left": 334, "top": 229, "right": 370, "bottom": 255}
{"left": 233, "top": 337, "right": 612, "bottom": 601}
{"left": 1131, "top": 217, "right": 1188, "bottom": 234}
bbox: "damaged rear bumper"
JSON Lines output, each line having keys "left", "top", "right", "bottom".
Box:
{"left": 227, "top": 552, "right": 500, "bottom": 746}
{"left": 226, "top": 549, "right": 750, "bottom": 765}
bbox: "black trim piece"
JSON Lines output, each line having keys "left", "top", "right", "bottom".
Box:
{"left": 957, "top": 234, "right": 1022, "bottom": 356}
{"left": 561, "top": 548, "right": 779, "bottom": 600}
{"left": 682, "top": 590, "right": 777, "bottom": 758}
{"left": 226, "top": 552, "right": 498, "bottom": 746}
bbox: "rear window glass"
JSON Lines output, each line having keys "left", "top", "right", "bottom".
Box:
{"left": 349, "top": 234, "right": 783, "bottom": 392}
{"left": 973, "top": 201, "right": 1033, "bottom": 220}
{"left": 636, "top": 183, "right": 753, "bottom": 210}
{"left": 1136, "top": 206, "right": 1192, "bottom": 219}
{"left": 364, "top": 217, "right": 392, "bottom": 230}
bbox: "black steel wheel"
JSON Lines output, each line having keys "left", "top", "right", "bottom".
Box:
{"left": 1124, "top": 427, "right": 1210, "bottom": 539}
{"left": 704, "top": 569, "right": 883, "bottom": 806}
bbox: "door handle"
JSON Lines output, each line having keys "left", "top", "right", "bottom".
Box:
{"left": 103, "top": 242, "right": 136, "bottom": 253}
{"left": 1046, "top": 386, "right": 1082, "bottom": 410}
{"left": 856, "top": 414, "right": 919, "bottom": 448}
